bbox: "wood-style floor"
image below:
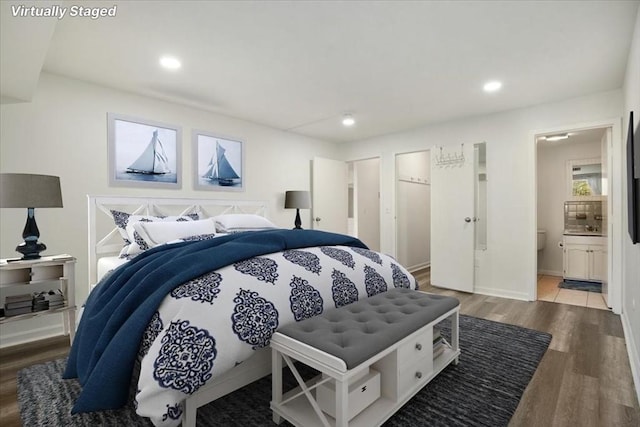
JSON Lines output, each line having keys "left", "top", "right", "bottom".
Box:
{"left": 0, "top": 271, "right": 638, "bottom": 426}
{"left": 414, "top": 269, "right": 640, "bottom": 427}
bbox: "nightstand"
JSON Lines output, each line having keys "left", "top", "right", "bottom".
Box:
{"left": 0, "top": 255, "right": 76, "bottom": 344}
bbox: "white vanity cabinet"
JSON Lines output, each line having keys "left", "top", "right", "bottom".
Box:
{"left": 563, "top": 235, "right": 606, "bottom": 282}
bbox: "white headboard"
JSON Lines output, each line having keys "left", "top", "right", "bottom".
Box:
{"left": 88, "top": 195, "right": 269, "bottom": 286}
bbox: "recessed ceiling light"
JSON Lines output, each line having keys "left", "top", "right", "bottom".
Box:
{"left": 342, "top": 114, "right": 355, "bottom": 127}
{"left": 483, "top": 80, "right": 502, "bottom": 92}
{"left": 543, "top": 133, "right": 570, "bottom": 141}
{"left": 159, "top": 56, "right": 181, "bottom": 70}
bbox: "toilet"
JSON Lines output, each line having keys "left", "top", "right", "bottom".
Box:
{"left": 537, "top": 229, "right": 546, "bottom": 251}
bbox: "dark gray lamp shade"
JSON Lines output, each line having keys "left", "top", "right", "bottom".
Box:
{"left": 284, "top": 190, "right": 311, "bottom": 229}
{"left": 284, "top": 190, "right": 311, "bottom": 209}
{"left": 0, "top": 173, "right": 63, "bottom": 208}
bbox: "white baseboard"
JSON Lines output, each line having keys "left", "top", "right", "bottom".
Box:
{"left": 474, "top": 286, "right": 530, "bottom": 301}
{"left": 408, "top": 262, "right": 430, "bottom": 273}
{"left": 621, "top": 311, "right": 640, "bottom": 404}
{"left": 537, "top": 269, "right": 563, "bottom": 277}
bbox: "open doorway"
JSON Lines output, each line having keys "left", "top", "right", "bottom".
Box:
{"left": 535, "top": 127, "right": 610, "bottom": 310}
{"left": 395, "top": 150, "right": 431, "bottom": 272}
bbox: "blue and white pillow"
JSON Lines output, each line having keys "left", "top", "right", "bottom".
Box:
{"left": 110, "top": 210, "right": 200, "bottom": 258}
{"left": 133, "top": 218, "right": 217, "bottom": 248}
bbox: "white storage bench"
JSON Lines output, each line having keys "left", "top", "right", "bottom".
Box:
{"left": 270, "top": 288, "right": 460, "bottom": 427}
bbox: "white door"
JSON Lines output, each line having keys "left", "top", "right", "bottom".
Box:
{"left": 430, "top": 144, "right": 475, "bottom": 292}
{"left": 354, "top": 158, "right": 380, "bottom": 250}
{"left": 312, "top": 157, "right": 348, "bottom": 234}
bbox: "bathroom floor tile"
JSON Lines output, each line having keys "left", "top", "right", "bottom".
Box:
{"left": 586, "top": 292, "right": 608, "bottom": 310}
{"left": 537, "top": 275, "right": 561, "bottom": 301}
{"left": 538, "top": 291, "right": 558, "bottom": 302}
{"left": 537, "top": 274, "right": 609, "bottom": 311}
{"left": 539, "top": 275, "right": 561, "bottom": 290}
{"left": 538, "top": 285, "right": 559, "bottom": 301}
{"left": 555, "top": 289, "right": 589, "bottom": 306}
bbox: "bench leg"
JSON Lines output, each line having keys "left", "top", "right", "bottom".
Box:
{"left": 182, "top": 399, "right": 197, "bottom": 427}
{"left": 272, "top": 348, "right": 283, "bottom": 424}
{"left": 335, "top": 378, "right": 348, "bottom": 427}
{"left": 452, "top": 310, "right": 460, "bottom": 365}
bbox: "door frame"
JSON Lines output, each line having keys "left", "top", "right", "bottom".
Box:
{"left": 529, "top": 117, "right": 622, "bottom": 314}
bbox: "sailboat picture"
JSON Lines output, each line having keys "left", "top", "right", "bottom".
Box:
{"left": 126, "top": 130, "right": 171, "bottom": 175}
{"left": 108, "top": 113, "right": 182, "bottom": 188}
{"left": 195, "top": 131, "right": 243, "bottom": 191}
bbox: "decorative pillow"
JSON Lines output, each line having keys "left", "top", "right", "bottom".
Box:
{"left": 110, "top": 210, "right": 199, "bottom": 258}
{"left": 212, "top": 214, "right": 278, "bottom": 233}
{"left": 133, "top": 218, "right": 217, "bottom": 248}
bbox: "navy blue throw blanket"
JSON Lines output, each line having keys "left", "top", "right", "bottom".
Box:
{"left": 64, "top": 229, "right": 367, "bottom": 413}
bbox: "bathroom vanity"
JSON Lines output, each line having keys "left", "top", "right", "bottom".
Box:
{"left": 562, "top": 234, "right": 607, "bottom": 282}
{"left": 562, "top": 200, "right": 606, "bottom": 283}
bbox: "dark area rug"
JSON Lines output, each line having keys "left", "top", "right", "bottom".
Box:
{"left": 559, "top": 279, "right": 602, "bottom": 293}
{"left": 18, "top": 315, "right": 551, "bottom": 427}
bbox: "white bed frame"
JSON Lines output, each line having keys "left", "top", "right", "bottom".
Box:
{"left": 88, "top": 195, "right": 273, "bottom": 427}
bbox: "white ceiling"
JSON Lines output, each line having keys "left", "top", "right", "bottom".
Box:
{"left": 1, "top": 0, "right": 638, "bottom": 143}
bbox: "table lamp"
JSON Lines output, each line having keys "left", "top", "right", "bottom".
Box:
{"left": 0, "top": 173, "right": 63, "bottom": 260}
{"left": 284, "top": 190, "right": 311, "bottom": 229}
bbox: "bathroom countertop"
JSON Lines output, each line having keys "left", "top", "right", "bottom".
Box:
{"left": 563, "top": 230, "right": 607, "bottom": 237}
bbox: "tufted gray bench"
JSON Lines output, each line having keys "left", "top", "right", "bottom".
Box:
{"left": 270, "top": 288, "right": 460, "bottom": 426}
{"left": 277, "top": 288, "right": 459, "bottom": 370}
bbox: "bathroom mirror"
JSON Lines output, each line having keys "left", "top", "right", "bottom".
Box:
{"left": 567, "top": 158, "right": 603, "bottom": 199}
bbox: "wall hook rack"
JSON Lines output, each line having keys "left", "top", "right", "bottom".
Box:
{"left": 436, "top": 144, "right": 465, "bottom": 167}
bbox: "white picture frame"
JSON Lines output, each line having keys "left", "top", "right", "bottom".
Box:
{"left": 193, "top": 130, "right": 244, "bottom": 191}
{"left": 107, "top": 113, "right": 182, "bottom": 189}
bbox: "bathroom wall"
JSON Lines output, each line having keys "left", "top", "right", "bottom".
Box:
{"left": 537, "top": 138, "right": 602, "bottom": 275}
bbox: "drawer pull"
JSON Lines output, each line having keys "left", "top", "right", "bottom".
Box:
{"left": 415, "top": 371, "right": 422, "bottom": 379}
{"left": 415, "top": 343, "right": 422, "bottom": 351}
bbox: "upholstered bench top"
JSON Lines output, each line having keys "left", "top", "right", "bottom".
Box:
{"left": 276, "top": 288, "right": 459, "bottom": 370}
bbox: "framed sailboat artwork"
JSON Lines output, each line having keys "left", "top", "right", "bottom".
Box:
{"left": 193, "top": 130, "right": 244, "bottom": 191}
{"left": 107, "top": 113, "right": 182, "bottom": 188}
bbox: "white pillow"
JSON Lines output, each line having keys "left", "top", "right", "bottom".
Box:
{"left": 110, "top": 210, "right": 200, "bottom": 258}
{"left": 133, "top": 218, "right": 217, "bottom": 248}
{"left": 212, "top": 214, "right": 278, "bottom": 233}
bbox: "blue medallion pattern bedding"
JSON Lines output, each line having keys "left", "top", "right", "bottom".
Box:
{"left": 65, "top": 229, "right": 417, "bottom": 426}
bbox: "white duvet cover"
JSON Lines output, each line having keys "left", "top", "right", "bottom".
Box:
{"left": 123, "top": 244, "right": 417, "bottom": 426}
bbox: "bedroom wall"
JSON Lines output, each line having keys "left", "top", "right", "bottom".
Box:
{"left": 339, "top": 89, "right": 623, "bottom": 301}
{"left": 0, "top": 72, "right": 340, "bottom": 347}
{"left": 537, "top": 138, "right": 602, "bottom": 276}
{"left": 621, "top": 5, "right": 640, "bottom": 401}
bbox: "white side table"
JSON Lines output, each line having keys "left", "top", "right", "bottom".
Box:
{"left": 0, "top": 255, "right": 76, "bottom": 344}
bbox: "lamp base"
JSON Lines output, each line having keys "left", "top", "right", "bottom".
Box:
{"left": 16, "top": 240, "right": 46, "bottom": 260}
{"left": 293, "top": 209, "right": 303, "bottom": 230}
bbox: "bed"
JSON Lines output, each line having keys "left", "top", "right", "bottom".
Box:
{"left": 68, "top": 195, "right": 418, "bottom": 427}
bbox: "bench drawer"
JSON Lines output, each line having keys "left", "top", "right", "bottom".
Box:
{"left": 397, "top": 327, "right": 432, "bottom": 363}
{"left": 398, "top": 355, "right": 433, "bottom": 396}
